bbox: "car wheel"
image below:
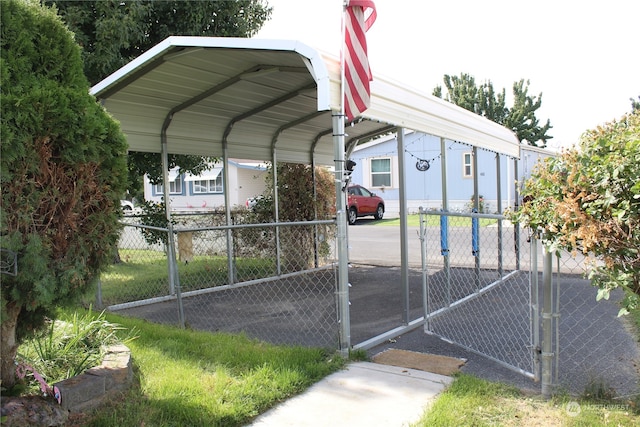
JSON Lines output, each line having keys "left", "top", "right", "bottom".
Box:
{"left": 348, "top": 207, "right": 357, "bottom": 225}
{"left": 374, "top": 204, "right": 384, "bottom": 220}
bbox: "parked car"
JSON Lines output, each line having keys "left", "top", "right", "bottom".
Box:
{"left": 347, "top": 185, "right": 385, "bottom": 225}
{"left": 245, "top": 195, "right": 263, "bottom": 210}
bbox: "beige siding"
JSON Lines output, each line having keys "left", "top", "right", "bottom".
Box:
{"left": 236, "top": 168, "right": 268, "bottom": 207}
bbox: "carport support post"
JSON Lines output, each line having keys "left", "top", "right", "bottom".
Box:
{"left": 514, "top": 158, "right": 521, "bottom": 270}
{"left": 223, "top": 141, "right": 235, "bottom": 286}
{"left": 440, "top": 137, "right": 451, "bottom": 306}
{"left": 333, "top": 112, "right": 350, "bottom": 355}
{"left": 272, "top": 149, "right": 282, "bottom": 276}
{"left": 161, "top": 131, "right": 185, "bottom": 328}
{"left": 472, "top": 147, "right": 481, "bottom": 291}
{"left": 495, "top": 153, "right": 503, "bottom": 277}
{"left": 541, "top": 245, "right": 554, "bottom": 398}
{"left": 397, "top": 128, "right": 410, "bottom": 324}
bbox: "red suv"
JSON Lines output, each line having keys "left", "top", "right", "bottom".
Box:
{"left": 347, "top": 185, "right": 385, "bottom": 225}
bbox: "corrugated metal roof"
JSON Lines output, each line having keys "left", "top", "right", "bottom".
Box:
{"left": 91, "top": 36, "right": 520, "bottom": 165}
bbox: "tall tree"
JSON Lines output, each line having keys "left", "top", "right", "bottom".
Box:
{"left": 1, "top": 0, "right": 128, "bottom": 388}
{"left": 47, "top": 0, "right": 273, "bottom": 86}
{"left": 46, "top": 0, "right": 273, "bottom": 191}
{"left": 434, "top": 73, "right": 552, "bottom": 147}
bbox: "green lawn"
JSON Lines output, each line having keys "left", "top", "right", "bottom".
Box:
{"left": 416, "top": 308, "right": 640, "bottom": 426}
{"left": 98, "top": 250, "right": 275, "bottom": 306}
{"left": 417, "top": 373, "right": 639, "bottom": 426}
{"left": 40, "top": 307, "right": 640, "bottom": 426}
{"left": 375, "top": 214, "right": 499, "bottom": 227}
{"left": 75, "top": 311, "right": 344, "bottom": 426}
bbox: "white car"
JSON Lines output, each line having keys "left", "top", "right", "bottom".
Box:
{"left": 245, "top": 195, "right": 264, "bottom": 210}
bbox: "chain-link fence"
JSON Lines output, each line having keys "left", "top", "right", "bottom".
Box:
{"left": 417, "top": 209, "right": 639, "bottom": 396}
{"left": 98, "top": 214, "right": 340, "bottom": 348}
{"left": 419, "top": 210, "right": 536, "bottom": 377}
{"left": 99, "top": 210, "right": 640, "bottom": 396}
{"left": 541, "top": 244, "right": 640, "bottom": 397}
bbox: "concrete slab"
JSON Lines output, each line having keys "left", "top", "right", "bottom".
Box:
{"left": 248, "top": 362, "right": 452, "bottom": 427}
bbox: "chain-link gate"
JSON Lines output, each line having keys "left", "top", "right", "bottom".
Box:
{"left": 99, "top": 215, "right": 340, "bottom": 349}
{"left": 417, "top": 209, "right": 640, "bottom": 395}
{"left": 419, "top": 209, "right": 538, "bottom": 378}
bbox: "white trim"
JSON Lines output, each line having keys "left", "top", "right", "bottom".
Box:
{"left": 369, "top": 157, "right": 392, "bottom": 188}
{"left": 90, "top": 36, "right": 332, "bottom": 113}
{"left": 168, "top": 169, "right": 180, "bottom": 182}
{"left": 462, "top": 152, "right": 473, "bottom": 178}
{"left": 184, "top": 167, "right": 223, "bottom": 182}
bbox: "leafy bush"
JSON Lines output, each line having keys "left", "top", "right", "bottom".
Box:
{"left": 138, "top": 200, "right": 175, "bottom": 246}
{"left": 511, "top": 111, "right": 640, "bottom": 314}
{"left": 242, "top": 164, "right": 336, "bottom": 271}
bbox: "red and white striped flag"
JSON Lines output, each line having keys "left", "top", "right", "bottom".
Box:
{"left": 344, "top": 0, "right": 377, "bottom": 121}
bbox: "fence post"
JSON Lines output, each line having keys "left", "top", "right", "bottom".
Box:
{"left": 541, "top": 244, "right": 554, "bottom": 398}
{"left": 419, "top": 207, "right": 430, "bottom": 330}
{"left": 167, "top": 225, "right": 185, "bottom": 328}
{"left": 513, "top": 158, "right": 520, "bottom": 270}
{"left": 530, "top": 234, "right": 540, "bottom": 382}
{"left": 440, "top": 212, "right": 451, "bottom": 306}
{"left": 554, "top": 255, "right": 561, "bottom": 385}
{"left": 472, "top": 212, "right": 480, "bottom": 291}
{"left": 495, "top": 153, "right": 503, "bottom": 277}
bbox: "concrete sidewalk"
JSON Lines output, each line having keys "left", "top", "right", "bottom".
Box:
{"left": 248, "top": 362, "right": 452, "bottom": 427}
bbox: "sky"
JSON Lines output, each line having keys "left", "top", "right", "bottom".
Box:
{"left": 255, "top": 0, "right": 640, "bottom": 149}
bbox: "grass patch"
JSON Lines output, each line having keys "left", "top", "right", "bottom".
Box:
{"left": 22, "top": 306, "right": 637, "bottom": 426}
{"left": 375, "top": 214, "right": 498, "bottom": 227}
{"left": 75, "top": 310, "right": 344, "bottom": 426}
{"left": 99, "top": 250, "right": 275, "bottom": 306}
{"left": 417, "top": 373, "right": 639, "bottom": 426}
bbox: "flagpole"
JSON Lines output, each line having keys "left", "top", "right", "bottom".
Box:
{"left": 341, "top": 0, "right": 347, "bottom": 118}
{"left": 335, "top": 0, "right": 351, "bottom": 355}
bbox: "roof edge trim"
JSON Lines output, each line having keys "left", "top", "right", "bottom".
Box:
{"left": 90, "top": 37, "right": 332, "bottom": 112}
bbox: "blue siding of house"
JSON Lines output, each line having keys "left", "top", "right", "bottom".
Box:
{"left": 350, "top": 132, "right": 553, "bottom": 213}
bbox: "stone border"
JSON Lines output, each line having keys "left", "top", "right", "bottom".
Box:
{"left": 54, "top": 343, "right": 133, "bottom": 412}
{"left": 2, "top": 344, "right": 133, "bottom": 426}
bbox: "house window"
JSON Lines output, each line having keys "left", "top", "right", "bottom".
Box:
{"left": 153, "top": 178, "right": 183, "bottom": 195}
{"left": 370, "top": 158, "right": 391, "bottom": 187}
{"left": 463, "top": 152, "right": 473, "bottom": 178}
{"left": 192, "top": 175, "right": 223, "bottom": 194}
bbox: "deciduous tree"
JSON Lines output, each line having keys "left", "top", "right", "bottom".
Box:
{"left": 47, "top": 0, "right": 272, "bottom": 86}
{"left": 46, "top": 0, "right": 273, "bottom": 193}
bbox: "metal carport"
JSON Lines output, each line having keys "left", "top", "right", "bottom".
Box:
{"left": 91, "top": 36, "right": 520, "bottom": 353}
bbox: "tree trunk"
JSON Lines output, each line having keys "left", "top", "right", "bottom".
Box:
{"left": 1, "top": 301, "right": 22, "bottom": 390}
{"left": 112, "top": 242, "right": 122, "bottom": 264}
